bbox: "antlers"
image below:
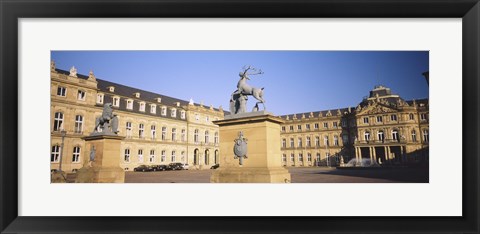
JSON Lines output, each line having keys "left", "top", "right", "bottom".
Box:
{"left": 242, "top": 65, "right": 264, "bottom": 76}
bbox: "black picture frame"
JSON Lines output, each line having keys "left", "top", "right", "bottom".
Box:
{"left": 1, "top": 0, "right": 478, "bottom": 233}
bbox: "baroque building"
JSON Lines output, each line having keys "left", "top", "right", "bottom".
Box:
{"left": 50, "top": 62, "right": 429, "bottom": 172}
{"left": 50, "top": 62, "right": 223, "bottom": 172}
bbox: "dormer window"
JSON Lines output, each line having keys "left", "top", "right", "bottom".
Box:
{"left": 150, "top": 104, "right": 157, "bottom": 114}
{"left": 161, "top": 106, "right": 167, "bottom": 116}
{"left": 171, "top": 108, "right": 177, "bottom": 118}
{"left": 108, "top": 86, "right": 115, "bottom": 92}
{"left": 139, "top": 102, "right": 146, "bottom": 112}
{"left": 134, "top": 92, "right": 141, "bottom": 98}
{"left": 96, "top": 93, "right": 104, "bottom": 104}
{"left": 112, "top": 96, "right": 120, "bottom": 107}
{"left": 77, "top": 90, "right": 86, "bottom": 101}
{"left": 176, "top": 102, "right": 181, "bottom": 107}
{"left": 156, "top": 97, "right": 162, "bottom": 103}
{"left": 126, "top": 99, "right": 133, "bottom": 110}
{"left": 180, "top": 110, "right": 186, "bottom": 119}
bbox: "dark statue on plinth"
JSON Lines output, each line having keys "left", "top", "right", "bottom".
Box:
{"left": 230, "top": 66, "right": 266, "bottom": 115}
{"left": 92, "top": 103, "right": 119, "bottom": 135}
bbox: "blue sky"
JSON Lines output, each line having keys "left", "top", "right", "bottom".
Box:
{"left": 51, "top": 51, "right": 428, "bottom": 115}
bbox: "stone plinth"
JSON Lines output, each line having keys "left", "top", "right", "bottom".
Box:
{"left": 211, "top": 113, "right": 291, "bottom": 183}
{"left": 76, "top": 134, "right": 125, "bottom": 183}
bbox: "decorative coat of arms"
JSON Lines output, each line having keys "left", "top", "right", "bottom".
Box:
{"left": 233, "top": 131, "right": 248, "bottom": 165}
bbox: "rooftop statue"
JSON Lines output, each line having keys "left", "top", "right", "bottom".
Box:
{"left": 92, "top": 103, "right": 119, "bottom": 135}
{"left": 230, "top": 66, "right": 266, "bottom": 114}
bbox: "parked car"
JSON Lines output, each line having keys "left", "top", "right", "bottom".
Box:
{"left": 210, "top": 164, "right": 220, "bottom": 169}
{"left": 168, "top": 162, "right": 184, "bottom": 170}
{"left": 134, "top": 165, "right": 152, "bottom": 172}
{"left": 152, "top": 165, "right": 168, "bottom": 171}
{"left": 181, "top": 163, "right": 189, "bottom": 170}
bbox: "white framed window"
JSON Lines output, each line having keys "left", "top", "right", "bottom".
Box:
{"left": 315, "top": 136, "right": 320, "bottom": 146}
{"left": 391, "top": 114, "right": 397, "bottom": 121}
{"left": 57, "top": 86, "right": 66, "bottom": 97}
{"left": 376, "top": 116, "right": 383, "bottom": 123}
{"left": 333, "top": 122, "right": 338, "bottom": 128}
{"left": 298, "top": 137, "right": 303, "bottom": 147}
{"left": 72, "top": 146, "right": 81, "bottom": 163}
{"left": 298, "top": 153, "right": 303, "bottom": 162}
{"left": 53, "top": 112, "right": 64, "bottom": 131}
{"left": 205, "top": 131, "right": 209, "bottom": 144}
{"left": 171, "top": 151, "right": 176, "bottom": 162}
{"left": 151, "top": 125, "right": 156, "bottom": 140}
{"left": 282, "top": 139, "right": 287, "bottom": 148}
{"left": 126, "top": 99, "right": 133, "bottom": 110}
{"left": 181, "top": 129, "right": 186, "bottom": 142}
{"left": 77, "top": 90, "right": 86, "bottom": 101}
{"left": 324, "top": 136, "right": 329, "bottom": 146}
{"left": 423, "top": 129, "right": 429, "bottom": 142}
{"left": 290, "top": 138, "right": 294, "bottom": 148}
{"left": 323, "top": 122, "right": 328, "bottom": 128}
{"left": 314, "top": 123, "right": 319, "bottom": 129}
{"left": 172, "top": 128, "right": 177, "bottom": 141}
{"left": 138, "top": 149, "right": 144, "bottom": 163}
{"left": 124, "top": 149, "right": 130, "bottom": 162}
{"left": 74, "top": 115, "right": 83, "bottom": 133}
{"left": 363, "top": 117, "right": 369, "bottom": 124}
{"left": 306, "top": 124, "right": 310, "bottom": 130}
{"left": 161, "top": 106, "right": 167, "bottom": 116}
{"left": 161, "top": 126, "right": 167, "bottom": 141}
{"left": 214, "top": 132, "right": 219, "bottom": 145}
{"left": 420, "top": 113, "right": 428, "bottom": 121}
{"left": 139, "top": 102, "right": 146, "bottom": 112}
{"left": 334, "top": 135, "right": 339, "bottom": 146}
{"left": 411, "top": 130, "right": 417, "bottom": 142}
{"left": 289, "top": 125, "right": 294, "bottom": 131}
{"left": 392, "top": 130, "right": 399, "bottom": 141}
{"left": 126, "top": 122, "right": 132, "bottom": 138}
{"left": 282, "top": 154, "right": 287, "bottom": 162}
{"left": 377, "top": 131, "right": 384, "bottom": 141}
{"left": 409, "top": 113, "right": 415, "bottom": 120}
{"left": 180, "top": 111, "right": 186, "bottom": 119}
{"left": 194, "top": 129, "right": 199, "bottom": 143}
{"left": 316, "top": 153, "right": 321, "bottom": 163}
{"left": 364, "top": 132, "right": 371, "bottom": 141}
{"left": 150, "top": 104, "right": 157, "bottom": 114}
{"left": 297, "top": 125, "right": 302, "bottom": 131}
{"left": 51, "top": 145, "right": 61, "bottom": 162}
{"left": 161, "top": 150, "right": 166, "bottom": 162}
{"left": 108, "top": 86, "right": 115, "bottom": 92}
{"left": 307, "top": 153, "right": 312, "bottom": 162}
{"left": 290, "top": 153, "right": 295, "bottom": 162}
{"left": 171, "top": 108, "right": 177, "bottom": 118}
{"left": 139, "top": 123, "right": 144, "bottom": 138}
{"left": 96, "top": 93, "right": 104, "bottom": 104}
{"left": 112, "top": 96, "right": 120, "bottom": 107}
{"left": 281, "top": 126, "right": 286, "bottom": 132}
{"left": 149, "top": 150, "right": 155, "bottom": 163}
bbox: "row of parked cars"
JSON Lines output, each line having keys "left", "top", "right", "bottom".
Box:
{"left": 134, "top": 163, "right": 189, "bottom": 172}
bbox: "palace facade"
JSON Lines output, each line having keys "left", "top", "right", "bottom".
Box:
{"left": 50, "top": 62, "right": 429, "bottom": 172}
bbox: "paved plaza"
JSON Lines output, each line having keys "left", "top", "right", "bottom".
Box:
{"left": 124, "top": 166, "right": 428, "bottom": 183}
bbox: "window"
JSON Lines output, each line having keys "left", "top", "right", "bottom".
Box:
{"left": 411, "top": 130, "right": 417, "bottom": 142}
{"left": 161, "top": 150, "right": 166, "bottom": 162}
{"left": 161, "top": 106, "right": 167, "bottom": 116}
{"left": 342, "top": 135, "right": 349, "bottom": 144}
{"left": 297, "top": 125, "right": 302, "bottom": 131}
{"left": 341, "top": 119, "right": 347, "bottom": 127}
{"left": 112, "top": 96, "right": 120, "bottom": 107}
{"left": 138, "top": 123, "right": 144, "bottom": 138}
{"left": 126, "top": 122, "right": 132, "bottom": 138}
{"left": 306, "top": 124, "right": 310, "bottom": 130}
{"left": 53, "top": 112, "right": 64, "bottom": 131}
{"left": 57, "top": 86, "right": 66, "bottom": 96}
{"left": 194, "top": 129, "right": 199, "bottom": 143}
{"left": 77, "top": 90, "right": 86, "bottom": 101}
{"left": 172, "top": 128, "right": 177, "bottom": 141}
{"left": 126, "top": 99, "right": 133, "bottom": 110}
{"left": 306, "top": 137, "right": 311, "bottom": 147}
{"left": 324, "top": 136, "right": 329, "bottom": 146}
{"left": 108, "top": 86, "right": 115, "bottom": 92}
{"left": 195, "top": 114, "right": 199, "bottom": 121}
{"left": 377, "top": 131, "right": 385, "bottom": 141}
{"left": 314, "top": 123, "right": 319, "bottom": 129}
{"left": 364, "top": 132, "right": 370, "bottom": 141}
{"left": 139, "top": 102, "right": 146, "bottom": 112}
{"left": 138, "top": 149, "right": 144, "bottom": 163}
{"left": 214, "top": 132, "right": 219, "bottom": 145}
{"left": 124, "top": 149, "right": 130, "bottom": 162}
{"left": 205, "top": 116, "right": 209, "bottom": 123}
{"left": 149, "top": 150, "right": 155, "bottom": 163}
{"left": 171, "top": 108, "right": 177, "bottom": 118}
{"left": 409, "top": 113, "right": 414, "bottom": 120}
{"left": 316, "top": 153, "right": 321, "bottom": 163}
{"left": 289, "top": 125, "right": 294, "bottom": 131}
{"left": 333, "top": 122, "right": 338, "bottom": 128}
{"left": 96, "top": 93, "right": 104, "bottom": 104}
{"left": 391, "top": 114, "right": 397, "bottom": 121}
{"left": 74, "top": 115, "right": 83, "bottom": 133}
{"left": 205, "top": 131, "right": 210, "bottom": 144}
{"left": 171, "top": 151, "right": 176, "bottom": 162}
{"left": 281, "top": 126, "right": 286, "bottom": 132}
{"left": 420, "top": 113, "right": 428, "bottom": 121}
{"left": 150, "top": 104, "right": 156, "bottom": 114}
{"left": 423, "top": 129, "right": 429, "bottom": 142}
{"left": 363, "top": 117, "right": 369, "bottom": 124}
{"left": 282, "top": 154, "right": 287, "bottom": 162}
{"left": 376, "top": 116, "right": 383, "bottom": 123}
{"left": 392, "top": 130, "right": 399, "bottom": 141}
{"left": 151, "top": 125, "right": 156, "bottom": 140}
{"left": 282, "top": 139, "right": 287, "bottom": 148}
{"left": 181, "top": 129, "right": 186, "bottom": 142}
{"left": 290, "top": 138, "right": 294, "bottom": 148}
{"left": 180, "top": 111, "right": 186, "bottom": 119}
{"left": 161, "top": 127, "right": 167, "bottom": 141}
{"left": 72, "top": 146, "right": 81, "bottom": 163}
{"left": 307, "top": 153, "right": 312, "bottom": 162}
{"left": 315, "top": 136, "right": 320, "bottom": 147}
{"left": 298, "top": 153, "right": 303, "bottom": 162}
{"left": 298, "top": 138, "right": 303, "bottom": 148}
{"left": 334, "top": 135, "right": 339, "bottom": 146}
{"left": 51, "top": 145, "right": 60, "bottom": 162}
{"left": 323, "top": 122, "right": 328, "bottom": 128}
{"left": 290, "top": 153, "right": 295, "bottom": 162}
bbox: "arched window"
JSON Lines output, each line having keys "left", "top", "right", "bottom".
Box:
{"left": 193, "top": 149, "right": 199, "bottom": 165}
{"left": 74, "top": 115, "right": 83, "bottom": 133}
{"left": 214, "top": 150, "right": 218, "bottom": 164}
{"left": 72, "top": 146, "right": 81, "bottom": 163}
{"left": 53, "top": 112, "right": 64, "bottom": 131}
{"left": 204, "top": 150, "right": 209, "bottom": 165}
{"left": 51, "top": 145, "right": 60, "bottom": 162}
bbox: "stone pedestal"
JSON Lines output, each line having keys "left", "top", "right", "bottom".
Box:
{"left": 211, "top": 112, "right": 291, "bottom": 183}
{"left": 76, "top": 134, "right": 125, "bottom": 183}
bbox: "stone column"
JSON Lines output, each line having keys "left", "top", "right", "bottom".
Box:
{"left": 372, "top": 147, "right": 377, "bottom": 162}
